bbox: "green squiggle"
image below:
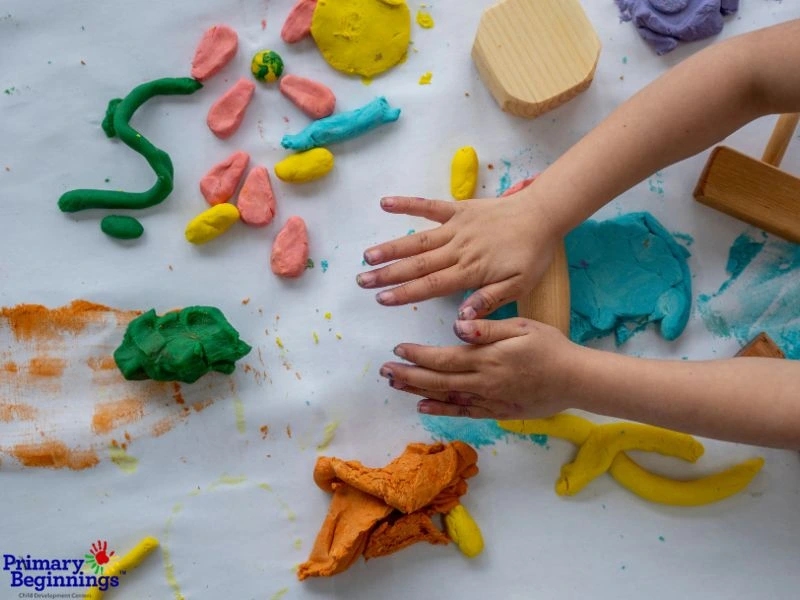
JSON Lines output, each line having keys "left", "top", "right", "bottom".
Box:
{"left": 58, "top": 77, "right": 202, "bottom": 213}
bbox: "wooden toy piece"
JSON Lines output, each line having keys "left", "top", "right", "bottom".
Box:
{"left": 736, "top": 332, "right": 786, "bottom": 359}
{"left": 471, "top": 0, "right": 601, "bottom": 119}
{"left": 694, "top": 113, "right": 800, "bottom": 243}
{"left": 517, "top": 241, "right": 571, "bottom": 336}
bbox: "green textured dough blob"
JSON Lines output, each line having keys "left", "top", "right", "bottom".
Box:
{"left": 100, "top": 215, "right": 144, "bottom": 239}
{"left": 114, "top": 306, "right": 252, "bottom": 384}
{"left": 250, "top": 50, "right": 284, "bottom": 83}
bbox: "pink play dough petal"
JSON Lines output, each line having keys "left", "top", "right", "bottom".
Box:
{"left": 281, "top": 0, "right": 317, "bottom": 44}
{"left": 271, "top": 216, "right": 309, "bottom": 278}
{"left": 501, "top": 175, "right": 538, "bottom": 197}
{"left": 200, "top": 151, "right": 250, "bottom": 206}
{"left": 238, "top": 166, "right": 277, "bottom": 227}
{"left": 279, "top": 74, "right": 336, "bottom": 119}
{"left": 191, "top": 25, "right": 239, "bottom": 81}
{"left": 207, "top": 77, "right": 256, "bottom": 139}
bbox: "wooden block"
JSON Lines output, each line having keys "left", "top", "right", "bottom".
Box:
{"left": 518, "top": 240, "right": 571, "bottom": 336}
{"left": 736, "top": 332, "right": 786, "bottom": 359}
{"left": 694, "top": 146, "right": 800, "bottom": 244}
{"left": 472, "top": 0, "right": 601, "bottom": 119}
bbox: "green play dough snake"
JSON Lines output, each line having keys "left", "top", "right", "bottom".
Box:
{"left": 58, "top": 77, "right": 202, "bottom": 213}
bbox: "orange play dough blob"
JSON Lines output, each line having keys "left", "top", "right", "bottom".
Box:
{"left": 207, "top": 78, "right": 255, "bottom": 139}
{"left": 271, "top": 217, "right": 309, "bottom": 277}
{"left": 237, "top": 166, "right": 276, "bottom": 227}
{"left": 279, "top": 75, "right": 336, "bottom": 119}
{"left": 191, "top": 25, "right": 238, "bottom": 81}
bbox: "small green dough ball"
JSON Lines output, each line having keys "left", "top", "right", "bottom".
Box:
{"left": 101, "top": 215, "right": 144, "bottom": 239}
{"left": 251, "top": 50, "right": 284, "bottom": 83}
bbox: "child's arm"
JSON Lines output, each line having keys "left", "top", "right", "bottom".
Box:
{"left": 384, "top": 319, "right": 800, "bottom": 450}
{"left": 360, "top": 20, "right": 800, "bottom": 318}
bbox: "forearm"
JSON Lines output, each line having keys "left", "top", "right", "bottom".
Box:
{"left": 527, "top": 20, "right": 800, "bottom": 236}
{"left": 569, "top": 347, "right": 800, "bottom": 449}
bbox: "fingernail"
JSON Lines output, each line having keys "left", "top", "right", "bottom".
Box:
{"left": 380, "top": 197, "right": 396, "bottom": 209}
{"left": 459, "top": 306, "right": 477, "bottom": 320}
{"left": 356, "top": 272, "right": 375, "bottom": 288}
{"left": 417, "top": 401, "right": 431, "bottom": 414}
{"left": 363, "top": 250, "right": 381, "bottom": 265}
{"left": 379, "top": 366, "right": 393, "bottom": 379}
{"left": 376, "top": 291, "right": 395, "bottom": 305}
{"left": 393, "top": 345, "right": 406, "bottom": 359}
{"left": 389, "top": 379, "right": 405, "bottom": 390}
{"left": 454, "top": 320, "right": 475, "bottom": 338}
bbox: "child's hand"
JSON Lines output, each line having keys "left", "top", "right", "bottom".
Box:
{"left": 357, "top": 190, "right": 559, "bottom": 319}
{"left": 379, "top": 317, "right": 578, "bottom": 419}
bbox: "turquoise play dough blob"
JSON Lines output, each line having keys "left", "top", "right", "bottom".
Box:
{"left": 566, "top": 212, "right": 692, "bottom": 345}
{"left": 281, "top": 97, "right": 401, "bottom": 151}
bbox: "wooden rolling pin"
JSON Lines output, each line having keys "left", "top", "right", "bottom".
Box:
{"left": 517, "top": 241, "right": 571, "bottom": 336}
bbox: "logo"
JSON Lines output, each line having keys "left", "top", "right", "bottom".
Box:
{"left": 84, "top": 541, "right": 115, "bottom": 575}
{"left": 3, "top": 540, "right": 122, "bottom": 594}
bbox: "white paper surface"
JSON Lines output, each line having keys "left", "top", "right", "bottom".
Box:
{"left": 1, "top": 1, "right": 800, "bottom": 599}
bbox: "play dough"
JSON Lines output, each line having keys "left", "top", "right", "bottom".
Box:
{"left": 250, "top": 49, "right": 284, "bottom": 83}
{"left": 114, "top": 306, "right": 251, "bottom": 383}
{"left": 237, "top": 166, "right": 276, "bottom": 227}
{"left": 185, "top": 203, "right": 240, "bottom": 244}
{"left": 100, "top": 215, "right": 144, "bottom": 240}
{"left": 191, "top": 25, "right": 238, "bottom": 81}
{"left": 416, "top": 9, "right": 434, "bottom": 28}
{"left": 200, "top": 151, "right": 250, "bottom": 206}
{"left": 566, "top": 212, "right": 692, "bottom": 344}
{"left": 279, "top": 74, "right": 336, "bottom": 119}
{"left": 271, "top": 217, "right": 309, "bottom": 278}
{"left": 444, "top": 504, "right": 484, "bottom": 558}
{"left": 206, "top": 77, "right": 255, "bottom": 139}
{"left": 58, "top": 77, "right": 202, "bottom": 213}
{"left": 298, "top": 441, "right": 478, "bottom": 580}
{"left": 281, "top": 96, "right": 400, "bottom": 151}
{"left": 282, "top": 0, "right": 317, "bottom": 43}
{"left": 310, "top": 0, "right": 411, "bottom": 78}
{"left": 450, "top": 146, "right": 479, "bottom": 200}
{"left": 274, "top": 148, "right": 334, "bottom": 183}
{"left": 85, "top": 537, "right": 159, "bottom": 600}
{"left": 616, "top": 0, "right": 739, "bottom": 55}
{"left": 499, "top": 415, "right": 764, "bottom": 506}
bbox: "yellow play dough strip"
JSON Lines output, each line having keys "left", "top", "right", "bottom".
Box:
{"left": 557, "top": 422, "right": 704, "bottom": 496}
{"left": 498, "top": 416, "right": 764, "bottom": 506}
{"left": 444, "top": 504, "right": 484, "bottom": 558}
{"left": 85, "top": 536, "right": 159, "bottom": 600}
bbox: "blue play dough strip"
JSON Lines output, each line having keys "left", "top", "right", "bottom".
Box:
{"left": 281, "top": 97, "right": 401, "bottom": 151}
{"left": 566, "top": 211, "right": 692, "bottom": 345}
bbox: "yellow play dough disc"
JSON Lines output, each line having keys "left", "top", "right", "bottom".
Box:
{"left": 311, "top": 0, "right": 411, "bottom": 78}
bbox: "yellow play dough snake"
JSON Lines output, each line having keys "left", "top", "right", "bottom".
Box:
{"left": 444, "top": 504, "right": 484, "bottom": 558}
{"left": 498, "top": 415, "right": 764, "bottom": 506}
{"left": 85, "top": 536, "right": 159, "bottom": 600}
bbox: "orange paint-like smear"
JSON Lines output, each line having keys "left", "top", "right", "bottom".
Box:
{"left": 91, "top": 398, "right": 145, "bottom": 434}
{"left": 260, "top": 425, "right": 269, "bottom": 439}
{"left": 28, "top": 357, "right": 67, "bottom": 377}
{"left": 0, "top": 301, "right": 119, "bottom": 342}
{"left": 152, "top": 417, "right": 176, "bottom": 437}
{"left": 0, "top": 402, "right": 37, "bottom": 422}
{"left": 11, "top": 440, "right": 99, "bottom": 470}
{"left": 87, "top": 356, "right": 117, "bottom": 371}
{"left": 2, "top": 362, "right": 18, "bottom": 373}
{"left": 172, "top": 383, "right": 185, "bottom": 405}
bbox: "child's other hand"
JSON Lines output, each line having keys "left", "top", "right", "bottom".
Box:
{"left": 357, "top": 190, "right": 558, "bottom": 319}
{"left": 380, "top": 318, "right": 577, "bottom": 419}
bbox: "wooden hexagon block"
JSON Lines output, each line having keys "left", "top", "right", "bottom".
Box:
{"left": 472, "top": 0, "right": 601, "bottom": 119}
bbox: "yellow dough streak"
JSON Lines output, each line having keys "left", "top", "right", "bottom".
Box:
{"left": 311, "top": 0, "right": 411, "bottom": 78}
{"left": 499, "top": 414, "right": 593, "bottom": 445}
{"left": 444, "top": 504, "right": 484, "bottom": 558}
{"left": 85, "top": 536, "right": 159, "bottom": 600}
{"left": 557, "top": 422, "right": 704, "bottom": 496}
{"left": 610, "top": 455, "right": 765, "bottom": 506}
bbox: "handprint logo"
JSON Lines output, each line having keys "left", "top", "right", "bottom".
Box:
{"left": 84, "top": 540, "right": 116, "bottom": 575}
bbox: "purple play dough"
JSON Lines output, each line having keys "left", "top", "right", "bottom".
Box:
{"left": 616, "top": 0, "right": 739, "bottom": 55}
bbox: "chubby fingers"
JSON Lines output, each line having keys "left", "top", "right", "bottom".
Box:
{"left": 417, "top": 399, "right": 497, "bottom": 419}
{"left": 453, "top": 317, "right": 533, "bottom": 344}
{"left": 379, "top": 196, "right": 457, "bottom": 223}
{"left": 374, "top": 265, "right": 471, "bottom": 306}
{"left": 459, "top": 279, "right": 524, "bottom": 320}
{"left": 380, "top": 361, "right": 481, "bottom": 392}
{"left": 362, "top": 227, "right": 451, "bottom": 269}
{"left": 392, "top": 343, "right": 478, "bottom": 372}
{"left": 357, "top": 248, "right": 455, "bottom": 290}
